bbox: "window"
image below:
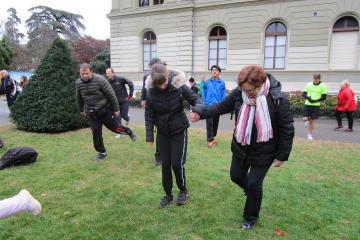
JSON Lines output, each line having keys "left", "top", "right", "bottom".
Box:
{"left": 153, "top": 0, "right": 164, "bottom": 5}
{"left": 330, "top": 16, "right": 359, "bottom": 69}
{"left": 143, "top": 31, "right": 157, "bottom": 71}
{"left": 333, "top": 16, "right": 359, "bottom": 32}
{"left": 208, "top": 26, "right": 227, "bottom": 70}
{"left": 264, "top": 22, "right": 287, "bottom": 69}
{"left": 139, "top": 0, "right": 149, "bottom": 7}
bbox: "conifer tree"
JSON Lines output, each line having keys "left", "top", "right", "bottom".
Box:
{"left": 10, "top": 38, "right": 87, "bottom": 132}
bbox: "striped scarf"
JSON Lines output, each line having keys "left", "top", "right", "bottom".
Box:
{"left": 235, "top": 78, "right": 273, "bottom": 145}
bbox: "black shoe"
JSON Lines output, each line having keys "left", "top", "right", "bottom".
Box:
{"left": 240, "top": 221, "right": 256, "bottom": 230}
{"left": 128, "top": 128, "right": 137, "bottom": 141}
{"left": 154, "top": 157, "right": 161, "bottom": 166}
{"left": 91, "top": 152, "right": 107, "bottom": 161}
{"left": 159, "top": 195, "right": 173, "bottom": 209}
{"left": 177, "top": 191, "right": 188, "bottom": 205}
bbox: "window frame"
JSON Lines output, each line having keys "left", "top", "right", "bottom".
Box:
{"left": 208, "top": 26, "right": 227, "bottom": 70}
{"left": 264, "top": 21, "right": 287, "bottom": 70}
{"left": 333, "top": 16, "right": 359, "bottom": 32}
{"left": 143, "top": 31, "right": 157, "bottom": 71}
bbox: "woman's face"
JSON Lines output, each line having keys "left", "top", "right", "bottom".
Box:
{"left": 240, "top": 82, "right": 260, "bottom": 98}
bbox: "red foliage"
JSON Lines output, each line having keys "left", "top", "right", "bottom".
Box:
{"left": 71, "top": 35, "right": 109, "bottom": 63}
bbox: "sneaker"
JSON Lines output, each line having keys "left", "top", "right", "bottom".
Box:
{"left": 344, "top": 129, "right": 353, "bottom": 132}
{"left": 208, "top": 139, "right": 217, "bottom": 148}
{"left": 307, "top": 134, "right": 313, "bottom": 141}
{"left": 304, "top": 121, "right": 310, "bottom": 128}
{"left": 334, "top": 125, "right": 343, "bottom": 130}
{"left": 115, "top": 134, "right": 124, "bottom": 138}
{"left": 177, "top": 191, "right": 188, "bottom": 205}
{"left": 91, "top": 152, "right": 107, "bottom": 161}
{"left": 159, "top": 195, "right": 173, "bottom": 209}
{"left": 128, "top": 128, "right": 137, "bottom": 141}
{"left": 240, "top": 221, "right": 256, "bottom": 230}
{"left": 19, "top": 189, "right": 41, "bottom": 215}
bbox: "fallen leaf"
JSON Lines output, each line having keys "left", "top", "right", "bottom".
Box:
{"left": 63, "top": 211, "right": 71, "bottom": 216}
{"left": 41, "top": 192, "right": 47, "bottom": 198}
{"left": 274, "top": 227, "right": 286, "bottom": 237}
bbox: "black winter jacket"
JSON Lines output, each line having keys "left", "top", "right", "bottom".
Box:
{"left": 145, "top": 70, "right": 204, "bottom": 142}
{"left": 192, "top": 74, "right": 294, "bottom": 166}
{"left": 108, "top": 75, "right": 134, "bottom": 104}
{"left": 76, "top": 73, "right": 119, "bottom": 113}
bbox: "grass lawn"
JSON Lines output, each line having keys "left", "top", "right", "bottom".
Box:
{"left": 0, "top": 125, "right": 359, "bottom": 240}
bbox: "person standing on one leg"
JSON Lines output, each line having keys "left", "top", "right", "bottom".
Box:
{"left": 202, "top": 65, "right": 226, "bottom": 148}
{"left": 334, "top": 79, "right": 357, "bottom": 132}
{"left": 0, "top": 189, "right": 41, "bottom": 219}
{"left": 145, "top": 63, "right": 203, "bottom": 208}
{"left": 190, "top": 65, "right": 294, "bottom": 230}
{"left": 302, "top": 74, "right": 327, "bottom": 140}
{"left": 76, "top": 63, "right": 137, "bottom": 161}
{"left": 106, "top": 68, "right": 134, "bottom": 138}
{"left": 141, "top": 57, "right": 163, "bottom": 166}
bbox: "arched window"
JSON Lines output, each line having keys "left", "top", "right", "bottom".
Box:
{"left": 208, "top": 26, "right": 227, "bottom": 69}
{"left": 143, "top": 31, "right": 157, "bottom": 71}
{"left": 330, "top": 16, "right": 359, "bottom": 69}
{"left": 264, "top": 22, "right": 287, "bottom": 69}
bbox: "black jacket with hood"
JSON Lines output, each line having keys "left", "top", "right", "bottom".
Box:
{"left": 192, "top": 74, "right": 294, "bottom": 166}
{"left": 108, "top": 75, "right": 134, "bottom": 104}
{"left": 145, "top": 70, "right": 204, "bottom": 142}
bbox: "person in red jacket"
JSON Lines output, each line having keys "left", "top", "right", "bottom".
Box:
{"left": 334, "top": 80, "right": 357, "bottom": 132}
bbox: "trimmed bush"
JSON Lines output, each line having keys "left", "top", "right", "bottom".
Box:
{"left": 10, "top": 38, "right": 88, "bottom": 132}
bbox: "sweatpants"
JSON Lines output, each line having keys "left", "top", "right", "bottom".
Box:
{"left": 206, "top": 116, "right": 220, "bottom": 142}
{"left": 119, "top": 101, "right": 130, "bottom": 123}
{"left": 89, "top": 109, "right": 133, "bottom": 153}
{"left": 335, "top": 110, "right": 354, "bottom": 129}
{"left": 0, "top": 191, "right": 33, "bottom": 219}
{"left": 157, "top": 129, "right": 188, "bottom": 196}
{"left": 230, "top": 154, "right": 271, "bottom": 223}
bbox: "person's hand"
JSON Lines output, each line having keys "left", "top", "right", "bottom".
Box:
{"left": 127, "top": 96, "right": 134, "bottom": 101}
{"left": 272, "top": 159, "right": 284, "bottom": 167}
{"left": 114, "top": 111, "right": 120, "bottom": 118}
{"left": 147, "top": 142, "right": 153, "bottom": 147}
{"left": 189, "top": 112, "right": 200, "bottom": 122}
{"left": 141, "top": 100, "right": 146, "bottom": 108}
{"left": 308, "top": 98, "right": 316, "bottom": 103}
{"left": 80, "top": 112, "right": 86, "bottom": 117}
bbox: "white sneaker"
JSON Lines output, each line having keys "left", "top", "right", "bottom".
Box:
{"left": 125, "top": 121, "right": 129, "bottom": 127}
{"left": 304, "top": 121, "right": 309, "bottom": 127}
{"left": 115, "top": 134, "right": 124, "bottom": 138}
{"left": 19, "top": 189, "right": 41, "bottom": 215}
{"left": 307, "top": 134, "right": 313, "bottom": 141}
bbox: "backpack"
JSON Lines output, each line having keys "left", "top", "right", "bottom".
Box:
{"left": 0, "top": 147, "right": 38, "bottom": 170}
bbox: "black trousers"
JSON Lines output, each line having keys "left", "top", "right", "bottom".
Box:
{"left": 89, "top": 109, "right": 132, "bottom": 153}
{"left": 335, "top": 110, "right": 354, "bottom": 129}
{"left": 157, "top": 129, "right": 188, "bottom": 196}
{"left": 119, "top": 101, "right": 130, "bottom": 123}
{"left": 206, "top": 116, "right": 220, "bottom": 141}
{"left": 230, "top": 154, "right": 271, "bottom": 223}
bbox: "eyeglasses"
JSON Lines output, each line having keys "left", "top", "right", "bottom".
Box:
{"left": 241, "top": 87, "right": 257, "bottom": 94}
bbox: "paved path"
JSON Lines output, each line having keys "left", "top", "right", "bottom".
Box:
{"left": 1, "top": 99, "right": 359, "bottom": 143}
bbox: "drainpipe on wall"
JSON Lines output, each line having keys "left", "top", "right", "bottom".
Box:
{"left": 191, "top": 1, "right": 195, "bottom": 76}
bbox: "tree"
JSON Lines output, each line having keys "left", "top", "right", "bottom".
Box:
{"left": 0, "top": 39, "right": 13, "bottom": 70}
{"left": 71, "top": 36, "right": 109, "bottom": 63}
{"left": 90, "top": 48, "right": 110, "bottom": 75}
{"left": 10, "top": 38, "right": 88, "bottom": 132}
{"left": 4, "top": 8, "right": 25, "bottom": 50}
{"left": 26, "top": 6, "right": 85, "bottom": 41}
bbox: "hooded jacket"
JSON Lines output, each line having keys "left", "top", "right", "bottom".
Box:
{"left": 192, "top": 74, "right": 294, "bottom": 165}
{"left": 335, "top": 87, "right": 357, "bottom": 112}
{"left": 108, "top": 75, "right": 134, "bottom": 104}
{"left": 145, "top": 70, "right": 204, "bottom": 142}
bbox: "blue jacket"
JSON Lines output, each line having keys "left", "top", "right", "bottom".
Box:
{"left": 202, "top": 77, "right": 226, "bottom": 106}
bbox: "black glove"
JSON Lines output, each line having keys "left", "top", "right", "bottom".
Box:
{"left": 308, "top": 98, "right": 316, "bottom": 103}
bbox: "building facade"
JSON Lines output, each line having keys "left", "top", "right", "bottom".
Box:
{"left": 108, "top": 0, "right": 360, "bottom": 93}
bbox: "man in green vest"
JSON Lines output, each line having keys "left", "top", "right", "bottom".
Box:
{"left": 303, "top": 74, "right": 327, "bottom": 140}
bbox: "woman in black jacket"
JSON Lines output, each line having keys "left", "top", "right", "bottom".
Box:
{"left": 191, "top": 65, "right": 294, "bottom": 230}
{"left": 145, "top": 63, "right": 203, "bottom": 208}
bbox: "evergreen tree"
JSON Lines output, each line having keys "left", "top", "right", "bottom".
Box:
{"left": 0, "top": 39, "right": 13, "bottom": 69}
{"left": 10, "top": 38, "right": 87, "bottom": 132}
{"left": 90, "top": 48, "right": 110, "bottom": 75}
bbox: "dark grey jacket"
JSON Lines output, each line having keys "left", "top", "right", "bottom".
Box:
{"left": 108, "top": 75, "right": 134, "bottom": 104}
{"left": 76, "top": 73, "right": 119, "bottom": 113}
{"left": 192, "top": 74, "right": 294, "bottom": 165}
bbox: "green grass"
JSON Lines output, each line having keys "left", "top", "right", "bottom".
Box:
{"left": 0, "top": 125, "right": 359, "bottom": 240}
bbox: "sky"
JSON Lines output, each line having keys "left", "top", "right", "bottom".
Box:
{"left": 0, "top": 0, "right": 111, "bottom": 40}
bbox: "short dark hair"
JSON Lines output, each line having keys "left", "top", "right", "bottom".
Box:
{"left": 313, "top": 74, "right": 321, "bottom": 80}
{"left": 189, "top": 77, "right": 195, "bottom": 82}
{"left": 149, "top": 57, "right": 162, "bottom": 67}
{"left": 151, "top": 63, "right": 167, "bottom": 87}
{"left": 210, "top": 65, "right": 221, "bottom": 73}
{"left": 80, "top": 63, "right": 92, "bottom": 71}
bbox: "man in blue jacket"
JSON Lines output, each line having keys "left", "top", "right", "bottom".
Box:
{"left": 202, "top": 65, "right": 226, "bottom": 148}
